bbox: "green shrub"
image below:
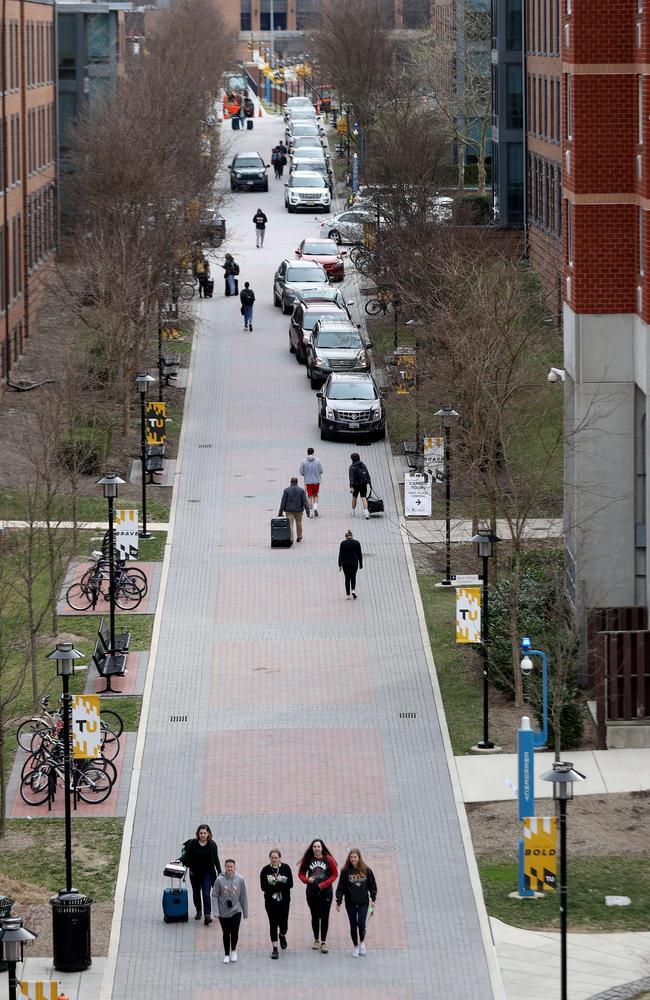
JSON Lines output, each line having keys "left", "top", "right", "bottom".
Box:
{"left": 58, "top": 430, "right": 103, "bottom": 475}
{"left": 535, "top": 697, "right": 584, "bottom": 750}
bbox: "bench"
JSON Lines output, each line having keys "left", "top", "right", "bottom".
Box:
{"left": 159, "top": 353, "right": 181, "bottom": 384}
{"left": 92, "top": 641, "right": 127, "bottom": 694}
{"left": 145, "top": 443, "right": 166, "bottom": 483}
{"left": 98, "top": 616, "right": 131, "bottom": 655}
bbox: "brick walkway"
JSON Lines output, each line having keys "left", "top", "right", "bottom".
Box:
{"left": 110, "top": 116, "right": 498, "bottom": 999}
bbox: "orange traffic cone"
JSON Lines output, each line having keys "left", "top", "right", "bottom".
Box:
{"left": 258, "top": 105, "right": 263, "bottom": 117}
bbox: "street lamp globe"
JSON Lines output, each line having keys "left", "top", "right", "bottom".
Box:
{"left": 46, "top": 641, "right": 83, "bottom": 678}
{"left": 435, "top": 405, "right": 459, "bottom": 427}
{"left": 541, "top": 760, "right": 586, "bottom": 802}
{"left": 470, "top": 530, "right": 500, "bottom": 560}
{"left": 135, "top": 372, "right": 155, "bottom": 397}
{"left": 96, "top": 472, "right": 125, "bottom": 499}
{"left": 0, "top": 916, "right": 37, "bottom": 962}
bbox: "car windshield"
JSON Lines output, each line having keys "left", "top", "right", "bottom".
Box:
{"left": 300, "top": 288, "right": 339, "bottom": 301}
{"left": 302, "top": 241, "right": 337, "bottom": 255}
{"left": 316, "top": 331, "right": 363, "bottom": 349}
{"left": 292, "top": 125, "right": 318, "bottom": 134}
{"left": 289, "top": 176, "right": 325, "bottom": 188}
{"left": 287, "top": 266, "right": 326, "bottom": 281}
{"left": 328, "top": 382, "right": 377, "bottom": 400}
{"left": 304, "top": 310, "right": 340, "bottom": 329}
{"left": 234, "top": 158, "right": 262, "bottom": 168}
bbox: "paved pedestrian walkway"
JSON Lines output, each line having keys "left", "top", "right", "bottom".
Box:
{"left": 105, "top": 115, "right": 502, "bottom": 999}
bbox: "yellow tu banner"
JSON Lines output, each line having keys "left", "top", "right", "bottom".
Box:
{"left": 72, "top": 695, "right": 101, "bottom": 759}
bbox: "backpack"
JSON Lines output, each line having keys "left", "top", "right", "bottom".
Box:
{"left": 354, "top": 461, "right": 370, "bottom": 486}
{"left": 241, "top": 288, "right": 255, "bottom": 305}
{"left": 232, "top": 262, "right": 240, "bottom": 276}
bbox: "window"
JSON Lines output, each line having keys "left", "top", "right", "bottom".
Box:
{"left": 506, "top": 64, "right": 523, "bottom": 128}
{"left": 566, "top": 74, "right": 573, "bottom": 140}
{"left": 403, "top": 0, "right": 431, "bottom": 29}
{"left": 240, "top": 0, "right": 251, "bottom": 31}
{"left": 506, "top": 0, "right": 522, "bottom": 50}
{"left": 507, "top": 142, "right": 524, "bottom": 224}
{"left": 296, "top": 0, "right": 317, "bottom": 29}
{"left": 640, "top": 76, "right": 645, "bottom": 145}
{"left": 567, "top": 201, "right": 573, "bottom": 266}
{"left": 58, "top": 14, "right": 76, "bottom": 79}
{"left": 87, "top": 14, "right": 111, "bottom": 63}
{"left": 12, "top": 214, "right": 22, "bottom": 299}
{"left": 554, "top": 78, "right": 560, "bottom": 143}
{"left": 260, "top": 0, "right": 287, "bottom": 30}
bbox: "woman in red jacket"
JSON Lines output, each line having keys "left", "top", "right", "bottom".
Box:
{"left": 298, "top": 838, "right": 338, "bottom": 953}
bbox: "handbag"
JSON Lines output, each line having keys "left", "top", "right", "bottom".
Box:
{"left": 367, "top": 486, "right": 384, "bottom": 515}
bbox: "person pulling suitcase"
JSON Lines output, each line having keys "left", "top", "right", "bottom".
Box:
{"left": 278, "top": 477, "right": 310, "bottom": 543}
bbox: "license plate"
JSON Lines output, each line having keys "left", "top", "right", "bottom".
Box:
{"left": 348, "top": 421, "right": 359, "bottom": 429}
{"left": 246, "top": 180, "right": 254, "bottom": 186}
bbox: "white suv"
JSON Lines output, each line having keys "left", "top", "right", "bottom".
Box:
{"left": 285, "top": 171, "right": 331, "bottom": 213}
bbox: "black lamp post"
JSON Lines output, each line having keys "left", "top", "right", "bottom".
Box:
{"left": 0, "top": 917, "right": 37, "bottom": 1000}
{"left": 435, "top": 406, "right": 459, "bottom": 586}
{"left": 540, "top": 761, "right": 586, "bottom": 1000}
{"left": 134, "top": 373, "right": 156, "bottom": 539}
{"left": 406, "top": 319, "right": 424, "bottom": 468}
{"left": 470, "top": 530, "right": 500, "bottom": 750}
{"left": 96, "top": 473, "right": 125, "bottom": 658}
{"left": 157, "top": 314, "right": 165, "bottom": 404}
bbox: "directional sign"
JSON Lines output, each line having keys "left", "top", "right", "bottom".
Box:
{"left": 404, "top": 473, "right": 432, "bottom": 516}
{"left": 456, "top": 586, "right": 481, "bottom": 643}
{"left": 146, "top": 401, "right": 166, "bottom": 445}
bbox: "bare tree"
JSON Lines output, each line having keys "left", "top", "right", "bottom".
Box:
{"left": 0, "top": 538, "right": 30, "bottom": 833}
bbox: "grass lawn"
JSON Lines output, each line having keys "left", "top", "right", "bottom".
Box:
{"left": 64, "top": 614, "right": 154, "bottom": 660}
{"left": 0, "top": 488, "right": 171, "bottom": 523}
{"left": 103, "top": 696, "right": 141, "bottom": 731}
{"left": 480, "top": 857, "right": 650, "bottom": 932}
{"left": 0, "top": 817, "right": 124, "bottom": 901}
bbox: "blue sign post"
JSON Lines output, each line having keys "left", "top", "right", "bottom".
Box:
{"left": 352, "top": 153, "right": 360, "bottom": 195}
{"left": 517, "top": 637, "right": 549, "bottom": 897}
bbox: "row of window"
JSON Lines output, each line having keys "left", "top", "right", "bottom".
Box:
{"left": 2, "top": 20, "right": 54, "bottom": 92}
{"left": 238, "top": 0, "right": 430, "bottom": 31}
{"left": 527, "top": 153, "right": 562, "bottom": 236}
{"left": 0, "top": 321, "right": 24, "bottom": 382}
{"left": 0, "top": 104, "right": 56, "bottom": 194}
{"left": 0, "top": 216, "right": 23, "bottom": 312}
{"left": 27, "top": 184, "right": 56, "bottom": 274}
{"left": 529, "top": 74, "right": 561, "bottom": 143}
{"left": 0, "top": 116, "right": 22, "bottom": 187}
{"left": 526, "top": 0, "right": 560, "bottom": 57}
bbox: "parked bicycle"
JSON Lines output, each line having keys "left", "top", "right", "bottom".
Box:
{"left": 17, "top": 695, "right": 123, "bottom": 761}
{"left": 349, "top": 245, "right": 376, "bottom": 276}
{"left": 365, "top": 288, "right": 396, "bottom": 316}
{"left": 66, "top": 547, "right": 148, "bottom": 612}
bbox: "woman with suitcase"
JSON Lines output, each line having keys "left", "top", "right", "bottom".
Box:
{"left": 181, "top": 824, "right": 222, "bottom": 925}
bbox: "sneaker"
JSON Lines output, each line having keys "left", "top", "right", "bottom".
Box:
{"left": 204, "top": 916, "right": 212, "bottom": 925}
{"left": 312, "top": 940, "right": 320, "bottom": 950}
{"left": 359, "top": 942, "right": 366, "bottom": 955}
{"left": 249, "top": 326, "right": 253, "bottom": 331}
{"left": 279, "top": 934, "right": 287, "bottom": 950}
{"left": 195, "top": 911, "right": 202, "bottom": 920}
{"left": 230, "top": 951, "right": 238, "bottom": 963}
{"left": 223, "top": 955, "right": 230, "bottom": 964}
{"left": 352, "top": 592, "right": 357, "bottom": 599}
{"left": 296, "top": 536, "right": 302, "bottom": 542}
{"left": 271, "top": 947, "right": 279, "bottom": 959}
{"left": 346, "top": 595, "right": 351, "bottom": 600}
{"left": 314, "top": 509, "right": 319, "bottom": 517}
{"left": 352, "top": 946, "right": 360, "bottom": 958}
{"left": 320, "top": 942, "right": 328, "bottom": 954}
{"left": 365, "top": 511, "right": 370, "bottom": 519}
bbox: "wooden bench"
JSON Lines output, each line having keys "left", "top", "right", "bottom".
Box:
{"left": 92, "top": 641, "right": 127, "bottom": 694}
{"left": 98, "top": 616, "right": 131, "bottom": 655}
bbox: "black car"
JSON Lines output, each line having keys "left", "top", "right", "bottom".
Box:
{"left": 229, "top": 151, "right": 269, "bottom": 192}
{"left": 199, "top": 209, "right": 226, "bottom": 246}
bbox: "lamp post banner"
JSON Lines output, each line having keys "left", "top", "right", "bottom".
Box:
{"left": 19, "top": 983, "right": 58, "bottom": 1000}
{"left": 72, "top": 695, "right": 102, "bottom": 759}
{"left": 115, "top": 509, "right": 139, "bottom": 560}
{"left": 523, "top": 816, "right": 557, "bottom": 892}
{"left": 423, "top": 436, "right": 444, "bottom": 483}
{"left": 146, "top": 401, "right": 166, "bottom": 444}
{"left": 455, "top": 586, "right": 481, "bottom": 643}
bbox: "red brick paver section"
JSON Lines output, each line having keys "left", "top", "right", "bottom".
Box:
{"left": 204, "top": 729, "right": 388, "bottom": 815}
{"left": 216, "top": 567, "right": 363, "bottom": 624}
{"left": 58, "top": 560, "right": 158, "bottom": 616}
{"left": 11, "top": 746, "right": 126, "bottom": 818}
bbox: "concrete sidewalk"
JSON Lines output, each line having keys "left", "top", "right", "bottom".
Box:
{"left": 404, "top": 518, "right": 564, "bottom": 544}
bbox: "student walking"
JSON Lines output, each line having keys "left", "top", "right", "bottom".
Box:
{"left": 276, "top": 142, "right": 287, "bottom": 177}
{"left": 298, "top": 839, "right": 338, "bottom": 953}
{"left": 253, "top": 208, "right": 268, "bottom": 247}
{"left": 338, "top": 530, "right": 363, "bottom": 599}
{"left": 271, "top": 146, "right": 282, "bottom": 179}
{"left": 181, "top": 824, "right": 222, "bottom": 924}
{"left": 349, "top": 452, "right": 372, "bottom": 519}
{"left": 299, "top": 447, "right": 324, "bottom": 516}
{"left": 212, "top": 859, "right": 248, "bottom": 964}
{"left": 221, "top": 254, "right": 239, "bottom": 296}
{"left": 278, "top": 477, "right": 310, "bottom": 542}
{"left": 240, "top": 281, "right": 255, "bottom": 331}
{"left": 336, "top": 848, "right": 377, "bottom": 957}
{"left": 195, "top": 255, "right": 210, "bottom": 298}
{"left": 260, "top": 848, "right": 294, "bottom": 959}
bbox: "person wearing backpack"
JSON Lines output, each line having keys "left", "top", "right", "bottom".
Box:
{"left": 349, "top": 452, "right": 372, "bottom": 519}
{"left": 271, "top": 147, "right": 282, "bottom": 180}
{"left": 222, "top": 254, "right": 239, "bottom": 296}
{"left": 240, "top": 281, "right": 255, "bottom": 331}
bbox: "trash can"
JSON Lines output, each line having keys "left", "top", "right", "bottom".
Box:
{"left": 0, "top": 896, "right": 15, "bottom": 971}
{"left": 50, "top": 890, "right": 93, "bottom": 972}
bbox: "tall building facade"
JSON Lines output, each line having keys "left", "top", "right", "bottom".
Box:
{"left": 1, "top": 0, "right": 57, "bottom": 384}
{"left": 490, "top": 0, "right": 524, "bottom": 224}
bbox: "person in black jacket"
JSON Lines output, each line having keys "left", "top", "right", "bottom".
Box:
{"left": 240, "top": 281, "right": 255, "bottom": 331}
{"left": 335, "top": 848, "right": 377, "bottom": 957}
{"left": 259, "top": 848, "right": 294, "bottom": 959}
{"left": 338, "top": 530, "right": 363, "bottom": 599}
{"left": 253, "top": 208, "right": 268, "bottom": 247}
{"left": 181, "top": 824, "right": 222, "bottom": 925}
{"left": 278, "top": 477, "right": 310, "bottom": 542}
{"left": 349, "top": 452, "right": 371, "bottom": 519}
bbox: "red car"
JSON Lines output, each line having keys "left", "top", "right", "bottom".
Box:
{"left": 295, "top": 238, "right": 346, "bottom": 282}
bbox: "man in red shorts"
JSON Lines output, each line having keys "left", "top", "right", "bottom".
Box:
{"left": 299, "top": 448, "right": 324, "bottom": 517}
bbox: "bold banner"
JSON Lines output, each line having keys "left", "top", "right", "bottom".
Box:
{"left": 19, "top": 983, "right": 58, "bottom": 1000}
{"left": 455, "top": 587, "right": 481, "bottom": 643}
{"left": 523, "top": 816, "right": 557, "bottom": 892}
{"left": 146, "top": 401, "right": 166, "bottom": 445}
{"left": 404, "top": 473, "right": 432, "bottom": 517}
{"left": 115, "top": 509, "right": 139, "bottom": 560}
{"left": 72, "top": 695, "right": 102, "bottom": 759}
{"left": 423, "top": 436, "right": 444, "bottom": 483}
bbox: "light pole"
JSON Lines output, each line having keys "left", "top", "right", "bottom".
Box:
{"left": 135, "top": 373, "right": 156, "bottom": 539}
{"left": 540, "top": 761, "right": 586, "bottom": 1000}
{"left": 96, "top": 473, "right": 125, "bottom": 658}
{"left": 435, "top": 406, "right": 459, "bottom": 585}
{"left": 0, "top": 917, "right": 37, "bottom": 1000}
{"left": 157, "top": 313, "right": 165, "bottom": 404}
{"left": 406, "top": 319, "right": 424, "bottom": 468}
{"left": 470, "top": 530, "right": 501, "bottom": 751}
{"left": 517, "top": 637, "right": 549, "bottom": 897}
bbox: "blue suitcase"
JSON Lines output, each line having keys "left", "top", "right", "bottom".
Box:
{"left": 163, "top": 886, "right": 188, "bottom": 923}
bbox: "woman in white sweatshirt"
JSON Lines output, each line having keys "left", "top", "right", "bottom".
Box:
{"left": 212, "top": 859, "right": 248, "bottom": 964}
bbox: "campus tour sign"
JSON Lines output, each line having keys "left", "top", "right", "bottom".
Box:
{"left": 455, "top": 587, "right": 481, "bottom": 643}
{"left": 423, "top": 436, "right": 444, "bottom": 483}
{"left": 404, "top": 473, "right": 432, "bottom": 516}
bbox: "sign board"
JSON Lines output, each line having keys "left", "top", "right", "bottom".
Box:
{"left": 455, "top": 587, "right": 481, "bottom": 643}
{"left": 404, "top": 473, "right": 431, "bottom": 516}
{"left": 146, "top": 401, "right": 166, "bottom": 445}
{"left": 450, "top": 574, "right": 482, "bottom": 587}
{"left": 115, "top": 509, "right": 139, "bottom": 560}
{"left": 523, "top": 816, "right": 557, "bottom": 892}
{"left": 72, "top": 695, "right": 102, "bottom": 759}
{"left": 423, "top": 436, "right": 444, "bottom": 483}
{"left": 19, "top": 984, "right": 58, "bottom": 1000}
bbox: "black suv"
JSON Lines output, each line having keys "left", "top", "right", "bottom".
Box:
{"left": 229, "top": 152, "right": 269, "bottom": 192}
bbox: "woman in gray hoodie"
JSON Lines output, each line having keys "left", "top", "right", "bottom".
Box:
{"left": 212, "top": 859, "right": 249, "bottom": 964}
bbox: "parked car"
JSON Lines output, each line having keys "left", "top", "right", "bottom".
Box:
{"left": 273, "top": 259, "right": 329, "bottom": 313}
{"left": 286, "top": 123, "right": 324, "bottom": 148}
{"left": 292, "top": 136, "right": 331, "bottom": 158}
{"left": 294, "top": 285, "right": 354, "bottom": 314}
{"left": 284, "top": 97, "right": 314, "bottom": 121}
{"left": 285, "top": 171, "right": 331, "bottom": 213}
{"left": 318, "top": 209, "right": 383, "bottom": 244}
{"left": 199, "top": 209, "right": 226, "bottom": 246}
{"left": 295, "top": 238, "right": 345, "bottom": 282}
{"left": 305, "top": 317, "right": 371, "bottom": 388}
{"left": 289, "top": 300, "right": 349, "bottom": 363}
{"left": 317, "top": 372, "right": 385, "bottom": 440}
{"left": 229, "top": 151, "right": 270, "bottom": 192}
{"left": 290, "top": 157, "right": 333, "bottom": 192}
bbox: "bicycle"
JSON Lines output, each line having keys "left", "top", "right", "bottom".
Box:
{"left": 20, "top": 753, "right": 115, "bottom": 806}
{"left": 349, "top": 245, "right": 376, "bottom": 275}
{"left": 365, "top": 294, "right": 394, "bottom": 316}
{"left": 66, "top": 555, "right": 147, "bottom": 612}
{"left": 17, "top": 696, "right": 123, "bottom": 756}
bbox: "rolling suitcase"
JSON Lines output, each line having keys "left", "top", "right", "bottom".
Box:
{"left": 367, "top": 486, "right": 384, "bottom": 516}
{"left": 204, "top": 279, "right": 214, "bottom": 298}
{"left": 231, "top": 116, "right": 240, "bottom": 130}
{"left": 246, "top": 118, "right": 254, "bottom": 130}
{"left": 271, "top": 517, "right": 292, "bottom": 547}
{"left": 162, "top": 859, "right": 188, "bottom": 922}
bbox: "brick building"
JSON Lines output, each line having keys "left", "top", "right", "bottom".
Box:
{"left": 1, "top": 0, "right": 57, "bottom": 384}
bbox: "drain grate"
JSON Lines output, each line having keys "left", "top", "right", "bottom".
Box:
{"left": 399, "top": 712, "right": 417, "bottom": 719}
{"left": 198, "top": 444, "right": 212, "bottom": 449}
{"left": 170, "top": 715, "right": 188, "bottom": 722}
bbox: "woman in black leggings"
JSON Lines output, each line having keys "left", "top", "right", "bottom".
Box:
{"left": 336, "top": 847, "right": 377, "bottom": 957}
{"left": 260, "top": 848, "right": 293, "bottom": 959}
{"left": 298, "top": 839, "right": 338, "bottom": 953}
{"left": 338, "top": 530, "right": 363, "bottom": 599}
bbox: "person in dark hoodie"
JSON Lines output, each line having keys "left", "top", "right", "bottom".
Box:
{"left": 299, "top": 447, "right": 324, "bottom": 516}
{"left": 348, "top": 452, "right": 372, "bottom": 519}
{"left": 338, "top": 529, "right": 363, "bottom": 599}
{"left": 260, "top": 848, "right": 294, "bottom": 959}
{"left": 278, "top": 476, "right": 310, "bottom": 543}
{"left": 239, "top": 281, "right": 255, "bottom": 331}
{"left": 335, "top": 847, "right": 377, "bottom": 957}
{"left": 180, "top": 824, "right": 222, "bottom": 925}
{"left": 298, "top": 838, "right": 338, "bottom": 953}
{"left": 253, "top": 207, "right": 268, "bottom": 247}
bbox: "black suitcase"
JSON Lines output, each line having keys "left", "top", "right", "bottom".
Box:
{"left": 367, "top": 487, "right": 384, "bottom": 515}
{"left": 231, "top": 116, "right": 240, "bottom": 130}
{"left": 271, "top": 517, "right": 292, "bottom": 547}
{"left": 204, "top": 279, "right": 214, "bottom": 298}
{"left": 246, "top": 119, "right": 254, "bottom": 130}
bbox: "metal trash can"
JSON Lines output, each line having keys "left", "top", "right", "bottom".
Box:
{"left": 50, "top": 890, "right": 93, "bottom": 972}
{"left": 0, "top": 896, "right": 15, "bottom": 971}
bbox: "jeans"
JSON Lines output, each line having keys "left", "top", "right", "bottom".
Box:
{"left": 307, "top": 890, "right": 332, "bottom": 942}
{"left": 286, "top": 511, "right": 303, "bottom": 541}
{"left": 342, "top": 565, "right": 357, "bottom": 595}
{"left": 243, "top": 304, "right": 253, "bottom": 328}
{"left": 265, "top": 897, "right": 290, "bottom": 942}
{"left": 219, "top": 911, "right": 242, "bottom": 954}
{"left": 189, "top": 872, "right": 213, "bottom": 916}
{"left": 227, "top": 275, "right": 236, "bottom": 295}
{"left": 256, "top": 228, "right": 265, "bottom": 247}
{"left": 345, "top": 900, "right": 368, "bottom": 946}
